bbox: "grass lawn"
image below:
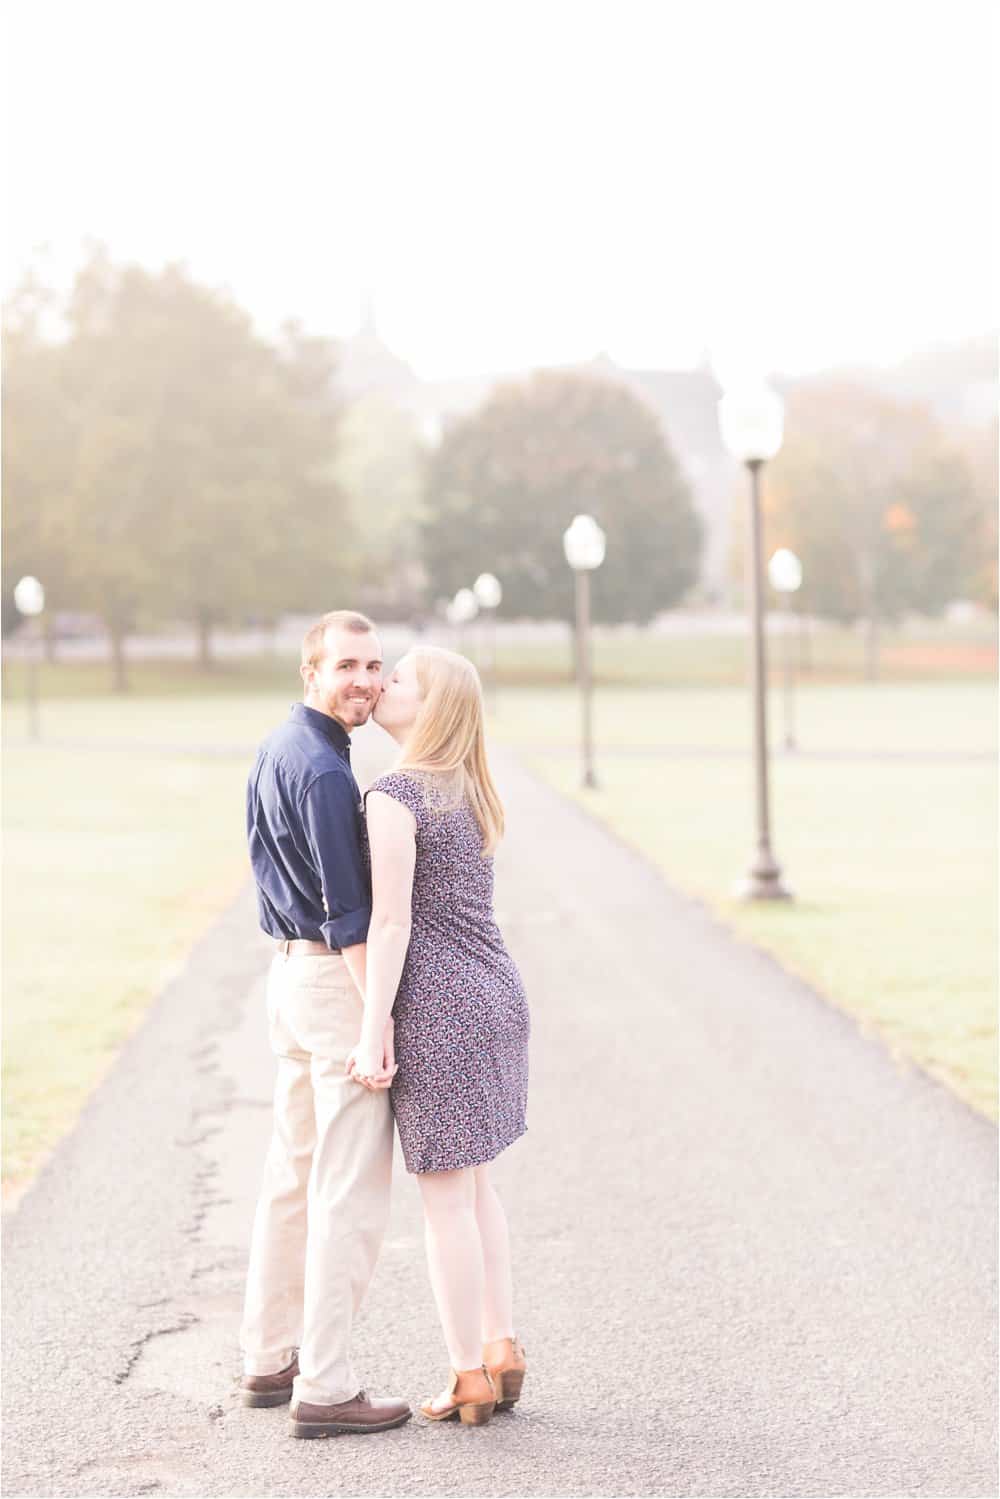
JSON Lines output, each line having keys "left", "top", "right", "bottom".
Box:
{"left": 2, "top": 639, "right": 996, "bottom": 1197}
{"left": 519, "top": 748, "right": 997, "bottom": 1118}
{"left": 486, "top": 680, "right": 997, "bottom": 755}
{"left": 2, "top": 740, "right": 252, "bottom": 1196}
{"left": 492, "top": 680, "right": 997, "bottom": 1118}
{"left": 488, "top": 681, "right": 997, "bottom": 1118}
{"left": 483, "top": 614, "right": 997, "bottom": 686}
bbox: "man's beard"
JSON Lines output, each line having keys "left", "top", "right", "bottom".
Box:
{"left": 329, "top": 689, "right": 373, "bottom": 726}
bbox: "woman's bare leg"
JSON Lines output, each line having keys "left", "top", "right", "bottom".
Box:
{"left": 473, "top": 1163, "right": 515, "bottom": 1344}
{"left": 417, "top": 1166, "right": 487, "bottom": 1376}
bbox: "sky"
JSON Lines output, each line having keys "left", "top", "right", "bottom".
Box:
{"left": 4, "top": 0, "right": 997, "bottom": 382}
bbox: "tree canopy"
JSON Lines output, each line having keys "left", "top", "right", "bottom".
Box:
{"left": 2, "top": 250, "right": 354, "bottom": 684}
{"left": 420, "top": 371, "right": 703, "bottom": 623}
{"left": 730, "top": 378, "right": 989, "bottom": 676}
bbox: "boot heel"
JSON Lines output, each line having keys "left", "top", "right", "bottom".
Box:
{"left": 458, "top": 1399, "right": 496, "bottom": 1426}
{"left": 241, "top": 1386, "right": 294, "bottom": 1408}
{"left": 496, "top": 1368, "right": 525, "bottom": 1409}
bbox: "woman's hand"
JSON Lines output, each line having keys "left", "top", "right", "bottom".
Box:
{"left": 346, "top": 1017, "right": 398, "bottom": 1090}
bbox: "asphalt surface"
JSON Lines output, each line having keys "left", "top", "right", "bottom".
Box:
{"left": 2, "top": 733, "right": 996, "bottom": 1497}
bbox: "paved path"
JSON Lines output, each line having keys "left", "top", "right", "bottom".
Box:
{"left": 3, "top": 744, "right": 996, "bottom": 1497}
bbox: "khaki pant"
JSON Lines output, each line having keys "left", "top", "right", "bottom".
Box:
{"left": 239, "top": 951, "right": 393, "bottom": 1405}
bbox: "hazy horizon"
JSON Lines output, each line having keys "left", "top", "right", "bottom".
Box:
{"left": 5, "top": 0, "right": 996, "bottom": 384}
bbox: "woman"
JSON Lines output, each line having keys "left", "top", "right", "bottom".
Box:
{"left": 346, "top": 646, "right": 530, "bottom": 1427}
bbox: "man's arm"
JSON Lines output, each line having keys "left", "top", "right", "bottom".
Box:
{"left": 299, "top": 774, "right": 395, "bottom": 1088}
{"left": 299, "top": 770, "right": 372, "bottom": 953}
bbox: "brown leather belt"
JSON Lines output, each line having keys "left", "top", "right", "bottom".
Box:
{"left": 275, "top": 939, "right": 340, "bottom": 956}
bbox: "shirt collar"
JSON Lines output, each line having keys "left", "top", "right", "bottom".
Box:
{"left": 291, "top": 702, "right": 351, "bottom": 757}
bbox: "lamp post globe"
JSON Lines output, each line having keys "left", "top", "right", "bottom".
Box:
{"left": 451, "top": 588, "right": 479, "bottom": 624}
{"left": 768, "top": 548, "right": 803, "bottom": 594}
{"left": 473, "top": 572, "right": 502, "bottom": 610}
{"left": 718, "top": 384, "right": 784, "bottom": 465}
{"left": 14, "top": 575, "right": 45, "bottom": 617}
{"left": 563, "top": 514, "right": 607, "bottom": 572}
{"left": 447, "top": 587, "right": 478, "bottom": 656}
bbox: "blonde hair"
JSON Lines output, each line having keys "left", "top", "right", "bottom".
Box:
{"left": 397, "top": 646, "right": 505, "bottom": 856}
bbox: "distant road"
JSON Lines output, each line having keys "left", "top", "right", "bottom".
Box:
{"left": 1, "top": 609, "right": 876, "bottom": 662}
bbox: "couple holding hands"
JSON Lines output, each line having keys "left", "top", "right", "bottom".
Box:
{"left": 238, "top": 610, "right": 530, "bottom": 1436}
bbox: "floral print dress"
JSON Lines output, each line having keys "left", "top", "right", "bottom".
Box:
{"left": 364, "top": 770, "right": 530, "bottom": 1174}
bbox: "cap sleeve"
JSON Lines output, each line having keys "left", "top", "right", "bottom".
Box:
{"left": 365, "top": 771, "right": 426, "bottom": 829}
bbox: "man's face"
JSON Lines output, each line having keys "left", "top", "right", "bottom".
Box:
{"left": 301, "top": 627, "right": 383, "bottom": 730}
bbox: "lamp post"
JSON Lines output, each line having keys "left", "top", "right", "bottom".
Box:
{"left": 473, "top": 572, "right": 502, "bottom": 712}
{"left": 447, "top": 587, "right": 479, "bottom": 656}
{"left": 718, "top": 384, "right": 792, "bottom": 900}
{"left": 768, "top": 548, "right": 803, "bottom": 751}
{"left": 14, "top": 575, "right": 45, "bottom": 740}
{"left": 562, "top": 514, "right": 606, "bottom": 790}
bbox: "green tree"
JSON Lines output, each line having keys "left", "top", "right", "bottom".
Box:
{"left": 421, "top": 371, "right": 702, "bottom": 625}
{"left": 66, "top": 256, "right": 355, "bottom": 677}
{"left": 5, "top": 250, "right": 356, "bottom": 687}
{"left": 265, "top": 322, "right": 360, "bottom": 621}
{"left": 156, "top": 312, "right": 354, "bottom": 663}
{"left": 1, "top": 276, "right": 78, "bottom": 652}
{"left": 956, "top": 414, "right": 999, "bottom": 614}
{"left": 741, "top": 380, "right": 986, "bottom": 678}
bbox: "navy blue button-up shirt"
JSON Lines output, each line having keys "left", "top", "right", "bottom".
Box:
{"left": 246, "top": 703, "right": 371, "bottom": 951}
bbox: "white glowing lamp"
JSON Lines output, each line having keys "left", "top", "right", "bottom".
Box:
{"left": 768, "top": 549, "right": 803, "bottom": 594}
{"left": 14, "top": 576, "right": 45, "bottom": 616}
{"left": 718, "top": 384, "right": 785, "bottom": 464}
{"left": 448, "top": 588, "right": 479, "bottom": 625}
{"left": 562, "top": 515, "right": 606, "bottom": 571}
{"left": 473, "top": 572, "right": 502, "bottom": 610}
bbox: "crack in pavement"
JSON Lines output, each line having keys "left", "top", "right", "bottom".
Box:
{"left": 115, "top": 1314, "right": 201, "bottom": 1385}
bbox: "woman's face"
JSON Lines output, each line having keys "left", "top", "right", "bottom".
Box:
{"left": 373, "top": 654, "right": 423, "bottom": 737}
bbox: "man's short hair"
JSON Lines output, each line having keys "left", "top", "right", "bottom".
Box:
{"left": 300, "top": 610, "right": 377, "bottom": 669}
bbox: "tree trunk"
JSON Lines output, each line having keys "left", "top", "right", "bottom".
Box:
{"left": 197, "top": 610, "right": 215, "bottom": 670}
{"left": 109, "top": 622, "right": 129, "bottom": 693}
{"left": 864, "top": 611, "right": 880, "bottom": 681}
{"left": 857, "top": 546, "right": 880, "bottom": 682}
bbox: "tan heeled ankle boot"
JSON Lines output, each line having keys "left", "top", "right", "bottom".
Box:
{"left": 483, "top": 1335, "right": 527, "bottom": 1410}
{"left": 419, "top": 1365, "right": 497, "bottom": 1425}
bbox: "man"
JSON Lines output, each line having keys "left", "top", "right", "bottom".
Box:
{"left": 238, "top": 610, "right": 411, "bottom": 1437}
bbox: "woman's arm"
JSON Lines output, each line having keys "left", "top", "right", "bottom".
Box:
{"left": 347, "top": 789, "right": 416, "bottom": 1083}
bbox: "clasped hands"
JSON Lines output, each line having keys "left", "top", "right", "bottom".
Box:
{"left": 345, "top": 1015, "right": 398, "bottom": 1091}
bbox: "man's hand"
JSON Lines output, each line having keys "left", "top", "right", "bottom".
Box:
{"left": 345, "top": 1016, "right": 397, "bottom": 1091}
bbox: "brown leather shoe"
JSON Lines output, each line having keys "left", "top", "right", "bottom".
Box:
{"left": 239, "top": 1354, "right": 299, "bottom": 1407}
{"left": 290, "top": 1389, "right": 412, "bottom": 1438}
